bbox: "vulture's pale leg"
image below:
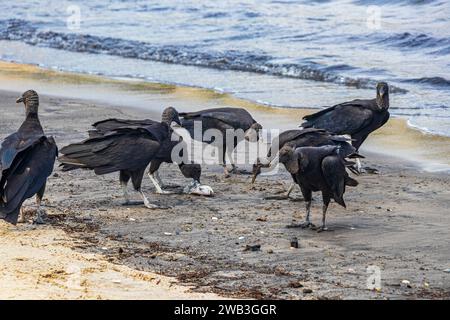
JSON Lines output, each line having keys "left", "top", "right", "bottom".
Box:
{"left": 17, "top": 207, "right": 25, "bottom": 224}
{"left": 34, "top": 186, "right": 46, "bottom": 225}
{"left": 139, "top": 191, "right": 168, "bottom": 209}
{"left": 223, "top": 165, "right": 231, "bottom": 178}
{"left": 317, "top": 203, "right": 330, "bottom": 233}
{"left": 356, "top": 159, "right": 379, "bottom": 175}
{"left": 356, "top": 158, "right": 366, "bottom": 174}
{"left": 285, "top": 183, "right": 295, "bottom": 198}
{"left": 300, "top": 201, "right": 314, "bottom": 228}
{"left": 154, "top": 171, "right": 164, "bottom": 187}
{"left": 148, "top": 172, "right": 173, "bottom": 194}
{"left": 287, "top": 201, "right": 314, "bottom": 228}
{"left": 121, "top": 181, "right": 130, "bottom": 204}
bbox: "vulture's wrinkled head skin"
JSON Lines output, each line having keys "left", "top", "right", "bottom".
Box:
{"left": 279, "top": 145, "right": 299, "bottom": 175}
{"left": 376, "top": 82, "right": 389, "bottom": 110}
{"left": 245, "top": 122, "right": 263, "bottom": 142}
{"left": 161, "top": 107, "right": 182, "bottom": 126}
{"left": 16, "top": 89, "right": 39, "bottom": 115}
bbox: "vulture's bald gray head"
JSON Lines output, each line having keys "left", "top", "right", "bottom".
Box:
{"left": 376, "top": 82, "right": 389, "bottom": 110}
{"left": 16, "top": 89, "right": 39, "bottom": 115}
{"left": 279, "top": 145, "right": 299, "bottom": 175}
{"left": 161, "top": 107, "right": 181, "bottom": 126}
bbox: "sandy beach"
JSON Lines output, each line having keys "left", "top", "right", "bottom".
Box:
{"left": 1, "top": 79, "right": 449, "bottom": 299}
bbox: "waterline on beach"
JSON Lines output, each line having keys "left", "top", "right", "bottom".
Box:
{"left": 0, "top": 60, "right": 449, "bottom": 173}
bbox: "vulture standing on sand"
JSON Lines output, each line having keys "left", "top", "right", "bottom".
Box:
{"left": 89, "top": 115, "right": 213, "bottom": 196}
{"left": 180, "top": 107, "right": 262, "bottom": 176}
{"left": 301, "top": 82, "right": 390, "bottom": 172}
{"left": 252, "top": 128, "right": 359, "bottom": 199}
{"left": 278, "top": 145, "right": 360, "bottom": 232}
{"left": 0, "top": 90, "right": 58, "bottom": 224}
{"left": 58, "top": 108, "right": 182, "bottom": 208}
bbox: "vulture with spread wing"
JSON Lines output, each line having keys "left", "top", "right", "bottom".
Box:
{"left": 58, "top": 108, "right": 182, "bottom": 208}
{"left": 0, "top": 90, "right": 58, "bottom": 224}
{"left": 89, "top": 112, "right": 213, "bottom": 196}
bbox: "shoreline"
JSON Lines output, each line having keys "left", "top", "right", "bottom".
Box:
{"left": 0, "top": 88, "right": 449, "bottom": 299}
{"left": 0, "top": 60, "right": 449, "bottom": 173}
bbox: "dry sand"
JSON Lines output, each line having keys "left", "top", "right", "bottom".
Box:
{"left": 0, "top": 89, "right": 449, "bottom": 300}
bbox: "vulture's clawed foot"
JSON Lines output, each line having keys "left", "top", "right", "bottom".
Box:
{"left": 122, "top": 200, "right": 147, "bottom": 206}
{"left": 287, "top": 221, "right": 315, "bottom": 229}
{"left": 223, "top": 168, "right": 232, "bottom": 178}
{"left": 301, "top": 221, "right": 316, "bottom": 229}
{"left": 33, "top": 209, "right": 47, "bottom": 225}
{"left": 144, "top": 202, "right": 171, "bottom": 210}
{"left": 316, "top": 225, "right": 332, "bottom": 233}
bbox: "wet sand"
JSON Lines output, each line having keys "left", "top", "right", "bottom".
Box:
{"left": 1, "top": 88, "right": 449, "bottom": 300}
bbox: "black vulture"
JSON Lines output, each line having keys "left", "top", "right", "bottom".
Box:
{"left": 0, "top": 90, "right": 58, "bottom": 224}
{"left": 278, "top": 145, "right": 360, "bottom": 232}
{"left": 58, "top": 107, "right": 182, "bottom": 208}
{"left": 251, "top": 128, "right": 359, "bottom": 199}
{"left": 179, "top": 107, "right": 262, "bottom": 177}
{"left": 89, "top": 115, "right": 213, "bottom": 196}
{"left": 301, "top": 82, "right": 390, "bottom": 172}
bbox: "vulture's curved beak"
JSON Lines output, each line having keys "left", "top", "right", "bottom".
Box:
{"left": 173, "top": 117, "right": 182, "bottom": 127}
{"left": 16, "top": 97, "right": 24, "bottom": 103}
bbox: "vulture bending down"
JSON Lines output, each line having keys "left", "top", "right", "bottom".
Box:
{"left": 301, "top": 82, "right": 390, "bottom": 172}
{"left": 180, "top": 107, "right": 262, "bottom": 177}
{"left": 58, "top": 108, "right": 182, "bottom": 208}
{"left": 252, "top": 128, "right": 359, "bottom": 199}
{"left": 278, "top": 145, "right": 361, "bottom": 232}
{"left": 0, "top": 90, "right": 58, "bottom": 224}
{"left": 89, "top": 113, "right": 213, "bottom": 196}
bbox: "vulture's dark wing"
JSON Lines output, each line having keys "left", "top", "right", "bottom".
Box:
{"left": 112, "top": 123, "right": 169, "bottom": 145}
{"left": 0, "top": 132, "right": 45, "bottom": 178}
{"left": 91, "top": 119, "right": 185, "bottom": 165}
{"left": 277, "top": 128, "right": 327, "bottom": 147}
{"left": 295, "top": 145, "right": 338, "bottom": 171}
{"left": 302, "top": 100, "right": 375, "bottom": 135}
{"left": 180, "top": 108, "right": 255, "bottom": 130}
{"left": 59, "top": 125, "right": 165, "bottom": 175}
{"left": 92, "top": 118, "right": 157, "bottom": 135}
{"left": 0, "top": 136, "right": 57, "bottom": 222}
{"left": 321, "top": 155, "right": 347, "bottom": 207}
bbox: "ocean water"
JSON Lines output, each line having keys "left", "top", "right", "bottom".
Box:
{"left": 0, "top": 0, "right": 449, "bottom": 136}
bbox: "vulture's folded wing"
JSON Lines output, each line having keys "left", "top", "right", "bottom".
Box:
{"left": 321, "top": 155, "right": 347, "bottom": 207}
{"left": 0, "top": 136, "right": 57, "bottom": 218}
{"left": 59, "top": 127, "right": 163, "bottom": 175}
{"left": 180, "top": 108, "right": 255, "bottom": 130}
{"left": 302, "top": 100, "right": 375, "bottom": 135}
{"left": 0, "top": 133, "right": 46, "bottom": 180}
{"left": 92, "top": 118, "right": 157, "bottom": 135}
